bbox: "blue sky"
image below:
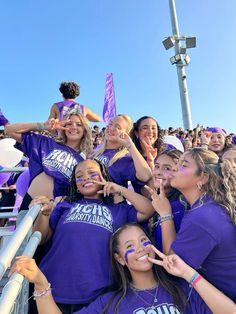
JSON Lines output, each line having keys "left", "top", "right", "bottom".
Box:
{"left": 0, "top": 0, "right": 235, "bottom": 132}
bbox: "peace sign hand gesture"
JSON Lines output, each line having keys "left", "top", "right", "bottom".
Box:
{"left": 140, "top": 136, "right": 157, "bottom": 162}
{"left": 148, "top": 245, "right": 195, "bottom": 281}
{"left": 93, "top": 178, "right": 123, "bottom": 197}
{"left": 144, "top": 179, "right": 172, "bottom": 216}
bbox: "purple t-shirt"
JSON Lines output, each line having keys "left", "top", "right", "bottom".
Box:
{"left": 39, "top": 198, "right": 137, "bottom": 304}
{"left": 172, "top": 195, "right": 236, "bottom": 301}
{"left": 56, "top": 100, "right": 84, "bottom": 120}
{"left": 95, "top": 149, "right": 146, "bottom": 192}
{"left": 76, "top": 285, "right": 211, "bottom": 314}
{"left": 21, "top": 132, "right": 84, "bottom": 197}
{"left": 154, "top": 196, "right": 185, "bottom": 251}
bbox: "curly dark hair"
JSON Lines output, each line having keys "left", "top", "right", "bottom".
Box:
{"left": 59, "top": 81, "right": 80, "bottom": 99}
{"left": 130, "top": 116, "right": 163, "bottom": 155}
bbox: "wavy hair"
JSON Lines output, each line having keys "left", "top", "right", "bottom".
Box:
{"left": 56, "top": 113, "right": 93, "bottom": 157}
{"left": 93, "top": 114, "right": 133, "bottom": 166}
{"left": 130, "top": 116, "right": 163, "bottom": 156}
{"left": 100, "top": 223, "right": 186, "bottom": 314}
{"left": 187, "top": 148, "right": 236, "bottom": 224}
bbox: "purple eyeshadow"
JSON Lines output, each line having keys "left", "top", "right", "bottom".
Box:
{"left": 143, "top": 241, "right": 151, "bottom": 247}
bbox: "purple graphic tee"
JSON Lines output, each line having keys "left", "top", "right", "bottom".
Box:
{"left": 172, "top": 195, "right": 236, "bottom": 301}
{"left": 56, "top": 100, "right": 84, "bottom": 120}
{"left": 76, "top": 284, "right": 211, "bottom": 314}
{"left": 20, "top": 132, "right": 84, "bottom": 197}
{"left": 39, "top": 198, "right": 137, "bottom": 304}
{"left": 95, "top": 149, "right": 146, "bottom": 191}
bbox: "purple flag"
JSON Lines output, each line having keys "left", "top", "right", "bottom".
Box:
{"left": 103, "top": 73, "right": 116, "bottom": 123}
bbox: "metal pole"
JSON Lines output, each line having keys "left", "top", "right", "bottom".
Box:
{"left": 0, "top": 231, "right": 42, "bottom": 314}
{"left": 0, "top": 204, "right": 41, "bottom": 280}
{"left": 168, "top": 0, "right": 193, "bottom": 130}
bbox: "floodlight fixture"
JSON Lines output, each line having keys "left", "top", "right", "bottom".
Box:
{"left": 162, "top": 36, "right": 175, "bottom": 50}
{"left": 186, "top": 37, "right": 196, "bottom": 48}
{"left": 184, "top": 54, "right": 191, "bottom": 65}
{"left": 180, "top": 47, "right": 186, "bottom": 54}
{"left": 170, "top": 54, "right": 182, "bottom": 65}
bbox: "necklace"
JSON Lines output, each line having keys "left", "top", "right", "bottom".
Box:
{"left": 130, "top": 285, "right": 159, "bottom": 309}
{"left": 82, "top": 198, "right": 103, "bottom": 205}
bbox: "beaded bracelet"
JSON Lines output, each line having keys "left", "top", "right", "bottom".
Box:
{"left": 33, "top": 283, "right": 51, "bottom": 300}
{"left": 159, "top": 214, "right": 173, "bottom": 224}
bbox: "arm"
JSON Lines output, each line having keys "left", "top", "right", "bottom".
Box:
{"left": 149, "top": 247, "right": 236, "bottom": 314}
{"left": 10, "top": 256, "right": 62, "bottom": 314}
{"left": 48, "top": 103, "right": 59, "bottom": 120}
{"left": 97, "top": 181, "right": 154, "bottom": 222}
{"left": 145, "top": 182, "right": 176, "bottom": 255}
{"left": 83, "top": 106, "right": 101, "bottom": 122}
{"left": 31, "top": 197, "right": 53, "bottom": 245}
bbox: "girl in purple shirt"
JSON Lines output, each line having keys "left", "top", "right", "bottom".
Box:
{"left": 12, "top": 223, "right": 236, "bottom": 313}
{"left": 29, "top": 159, "right": 154, "bottom": 313}
{"left": 5, "top": 112, "right": 92, "bottom": 208}
{"left": 148, "top": 147, "right": 236, "bottom": 301}
{"left": 93, "top": 114, "right": 152, "bottom": 193}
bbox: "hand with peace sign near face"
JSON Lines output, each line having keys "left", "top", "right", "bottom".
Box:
{"left": 148, "top": 246, "right": 236, "bottom": 314}
{"left": 148, "top": 245, "right": 194, "bottom": 280}
{"left": 144, "top": 179, "right": 172, "bottom": 216}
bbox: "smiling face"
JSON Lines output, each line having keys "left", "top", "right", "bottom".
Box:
{"left": 153, "top": 154, "right": 178, "bottom": 192}
{"left": 114, "top": 226, "right": 155, "bottom": 274}
{"left": 105, "top": 116, "right": 130, "bottom": 144}
{"left": 75, "top": 160, "right": 103, "bottom": 198}
{"left": 136, "top": 118, "right": 158, "bottom": 146}
{"left": 64, "top": 114, "right": 85, "bottom": 144}
{"left": 208, "top": 133, "right": 225, "bottom": 153}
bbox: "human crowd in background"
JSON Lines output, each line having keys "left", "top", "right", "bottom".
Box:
{"left": 0, "top": 81, "right": 236, "bottom": 314}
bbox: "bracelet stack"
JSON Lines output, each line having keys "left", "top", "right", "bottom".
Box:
{"left": 159, "top": 214, "right": 173, "bottom": 225}
{"left": 189, "top": 272, "right": 202, "bottom": 287}
{"left": 33, "top": 282, "right": 52, "bottom": 300}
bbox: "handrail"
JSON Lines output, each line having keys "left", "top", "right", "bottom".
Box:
{"left": 0, "top": 212, "right": 18, "bottom": 219}
{"left": 0, "top": 204, "right": 41, "bottom": 280}
{"left": 0, "top": 231, "right": 42, "bottom": 314}
{"left": 0, "top": 167, "right": 28, "bottom": 173}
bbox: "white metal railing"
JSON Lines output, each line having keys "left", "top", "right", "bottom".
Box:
{"left": 0, "top": 231, "right": 42, "bottom": 314}
{"left": 0, "top": 204, "right": 41, "bottom": 280}
{"left": 0, "top": 167, "right": 28, "bottom": 173}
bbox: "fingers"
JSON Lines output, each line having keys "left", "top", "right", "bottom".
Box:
{"left": 147, "top": 257, "right": 163, "bottom": 266}
{"left": 150, "top": 244, "right": 167, "bottom": 259}
{"left": 159, "top": 179, "right": 166, "bottom": 197}
{"left": 144, "top": 185, "right": 156, "bottom": 196}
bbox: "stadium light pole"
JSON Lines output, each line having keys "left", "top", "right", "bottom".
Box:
{"left": 163, "top": 0, "right": 195, "bottom": 130}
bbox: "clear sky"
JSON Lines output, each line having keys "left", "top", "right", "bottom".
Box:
{"left": 0, "top": 0, "right": 235, "bottom": 132}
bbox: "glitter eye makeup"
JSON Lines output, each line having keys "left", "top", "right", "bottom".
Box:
{"left": 125, "top": 249, "right": 135, "bottom": 263}
{"left": 90, "top": 172, "right": 100, "bottom": 179}
{"left": 75, "top": 172, "right": 100, "bottom": 184}
{"left": 143, "top": 240, "right": 151, "bottom": 247}
{"left": 76, "top": 177, "right": 84, "bottom": 184}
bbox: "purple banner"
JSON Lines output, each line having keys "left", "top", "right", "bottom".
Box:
{"left": 103, "top": 73, "right": 116, "bottom": 123}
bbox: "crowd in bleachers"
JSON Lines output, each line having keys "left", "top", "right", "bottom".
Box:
{"left": 0, "top": 81, "right": 236, "bottom": 314}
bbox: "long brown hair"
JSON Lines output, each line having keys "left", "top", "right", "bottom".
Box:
{"left": 101, "top": 223, "right": 187, "bottom": 314}
{"left": 187, "top": 147, "right": 236, "bottom": 224}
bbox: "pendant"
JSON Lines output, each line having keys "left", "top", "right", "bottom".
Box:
{"left": 154, "top": 298, "right": 158, "bottom": 302}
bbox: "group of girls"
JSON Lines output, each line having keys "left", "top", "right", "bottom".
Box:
{"left": 0, "top": 87, "right": 236, "bottom": 313}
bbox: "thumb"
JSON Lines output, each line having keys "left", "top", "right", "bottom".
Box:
{"left": 159, "top": 179, "right": 166, "bottom": 197}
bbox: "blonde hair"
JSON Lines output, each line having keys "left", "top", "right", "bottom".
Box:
{"left": 187, "top": 148, "right": 236, "bottom": 224}
{"left": 93, "top": 114, "right": 133, "bottom": 166}
{"left": 57, "top": 113, "right": 93, "bottom": 157}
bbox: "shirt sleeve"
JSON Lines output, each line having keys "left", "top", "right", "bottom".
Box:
{"left": 171, "top": 220, "right": 217, "bottom": 269}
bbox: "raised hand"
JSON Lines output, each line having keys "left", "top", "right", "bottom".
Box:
{"left": 148, "top": 245, "right": 194, "bottom": 281}
{"left": 95, "top": 179, "right": 123, "bottom": 197}
{"left": 10, "top": 256, "right": 48, "bottom": 286}
{"left": 140, "top": 136, "right": 157, "bottom": 162}
{"left": 144, "top": 179, "right": 172, "bottom": 215}
{"left": 200, "top": 130, "right": 211, "bottom": 147}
